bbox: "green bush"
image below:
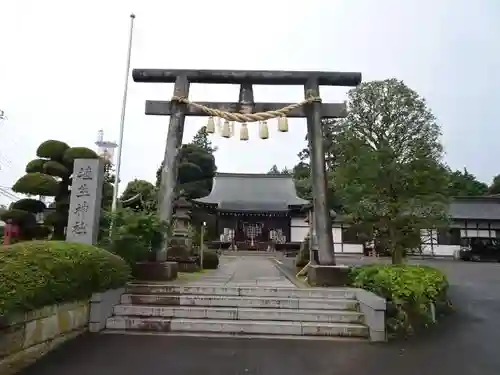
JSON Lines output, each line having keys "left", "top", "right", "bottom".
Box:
{"left": 12, "top": 172, "right": 59, "bottom": 196}
{"left": 100, "top": 234, "right": 153, "bottom": 267}
{"left": 43, "top": 160, "right": 70, "bottom": 178}
{"left": 10, "top": 198, "right": 46, "bottom": 213}
{"left": 62, "top": 147, "right": 98, "bottom": 167}
{"left": 0, "top": 208, "right": 36, "bottom": 226}
{"left": 0, "top": 241, "right": 131, "bottom": 317}
{"left": 25, "top": 159, "right": 46, "bottom": 173}
{"left": 349, "top": 264, "right": 452, "bottom": 336}
{"left": 200, "top": 250, "right": 219, "bottom": 269}
{"left": 99, "top": 208, "right": 168, "bottom": 267}
{"left": 36, "top": 140, "right": 70, "bottom": 160}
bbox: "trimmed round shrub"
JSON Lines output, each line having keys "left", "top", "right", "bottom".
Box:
{"left": 0, "top": 241, "right": 131, "bottom": 317}
{"left": 43, "top": 160, "right": 70, "bottom": 178}
{"left": 36, "top": 140, "right": 70, "bottom": 160}
{"left": 178, "top": 162, "right": 203, "bottom": 184}
{"left": 11, "top": 198, "right": 46, "bottom": 214}
{"left": 63, "top": 147, "right": 98, "bottom": 167}
{"left": 0, "top": 208, "right": 36, "bottom": 226}
{"left": 200, "top": 250, "right": 219, "bottom": 269}
{"left": 30, "top": 225, "right": 52, "bottom": 239}
{"left": 25, "top": 159, "right": 46, "bottom": 173}
{"left": 12, "top": 173, "right": 59, "bottom": 196}
{"left": 43, "top": 211, "right": 68, "bottom": 226}
{"left": 349, "top": 264, "right": 451, "bottom": 336}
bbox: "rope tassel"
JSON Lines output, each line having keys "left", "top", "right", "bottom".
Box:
{"left": 206, "top": 116, "right": 215, "bottom": 133}
{"left": 278, "top": 116, "right": 288, "bottom": 132}
{"left": 259, "top": 121, "right": 269, "bottom": 139}
{"left": 240, "top": 123, "right": 249, "bottom": 141}
{"left": 222, "top": 120, "right": 231, "bottom": 138}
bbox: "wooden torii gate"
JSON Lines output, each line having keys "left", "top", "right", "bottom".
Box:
{"left": 132, "top": 69, "right": 361, "bottom": 266}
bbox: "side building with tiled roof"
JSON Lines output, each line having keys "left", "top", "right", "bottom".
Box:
{"left": 421, "top": 196, "right": 500, "bottom": 256}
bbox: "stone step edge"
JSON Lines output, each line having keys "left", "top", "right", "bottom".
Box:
{"left": 102, "top": 330, "right": 368, "bottom": 342}
{"left": 127, "top": 283, "right": 358, "bottom": 294}
{"left": 122, "top": 293, "right": 358, "bottom": 304}
{"left": 120, "top": 293, "right": 359, "bottom": 311}
{"left": 113, "top": 304, "right": 364, "bottom": 322}
{"left": 125, "top": 285, "right": 357, "bottom": 298}
{"left": 106, "top": 316, "right": 369, "bottom": 337}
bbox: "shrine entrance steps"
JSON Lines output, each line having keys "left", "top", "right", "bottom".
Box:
{"left": 218, "top": 250, "right": 285, "bottom": 258}
{"left": 104, "top": 256, "right": 370, "bottom": 340}
{"left": 105, "top": 284, "right": 369, "bottom": 339}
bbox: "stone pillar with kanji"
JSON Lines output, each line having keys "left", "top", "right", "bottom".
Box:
{"left": 66, "top": 158, "right": 104, "bottom": 245}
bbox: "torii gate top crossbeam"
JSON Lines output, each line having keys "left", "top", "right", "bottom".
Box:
{"left": 132, "top": 69, "right": 361, "bottom": 87}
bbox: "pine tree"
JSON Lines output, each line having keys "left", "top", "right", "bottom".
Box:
{"left": 191, "top": 126, "right": 217, "bottom": 153}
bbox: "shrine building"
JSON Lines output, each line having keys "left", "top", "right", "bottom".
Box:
{"left": 193, "top": 172, "right": 364, "bottom": 253}
{"left": 194, "top": 172, "right": 308, "bottom": 250}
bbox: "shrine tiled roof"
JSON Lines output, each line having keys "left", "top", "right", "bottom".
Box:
{"left": 449, "top": 196, "right": 500, "bottom": 220}
{"left": 193, "top": 173, "right": 309, "bottom": 211}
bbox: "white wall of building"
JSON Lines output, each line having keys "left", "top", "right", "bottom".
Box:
{"left": 290, "top": 217, "right": 309, "bottom": 242}
{"left": 420, "top": 226, "right": 498, "bottom": 257}
{"left": 292, "top": 217, "right": 500, "bottom": 257}
{"left": 290, "top": 217, "right": 363, "bottom": 254}
{"left": 420, "top": 229, "right": 459, "bottom": 257}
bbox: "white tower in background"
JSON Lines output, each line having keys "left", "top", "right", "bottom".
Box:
{"left": 95, "top": 129, "right": 118, "bottom": 164}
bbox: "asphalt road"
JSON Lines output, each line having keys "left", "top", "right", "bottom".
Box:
{"left": 19, "top": 257, "right": 500, "bottom": 375}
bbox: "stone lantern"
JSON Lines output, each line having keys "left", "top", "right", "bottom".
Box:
{"left": 172, "top": 196, "right": 192, "bottom": 239}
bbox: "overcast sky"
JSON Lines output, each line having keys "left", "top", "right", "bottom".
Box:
{"left": 0, "top": 0, "right": 499, "bottom": 206}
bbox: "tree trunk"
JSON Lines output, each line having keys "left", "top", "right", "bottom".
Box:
{"left": 388, "top": 224, "right": 404, "bottom": 264}
{"left": 391, "top": 247, "right": 404, "bottom": 264}
{"left": 52, "top": 224, "right": 65, "bottom": 240}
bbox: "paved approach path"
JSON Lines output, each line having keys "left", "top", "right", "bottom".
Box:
{"left": 184, "top": 255, "right": 295, "bottom": 287}
{"left": 20, "top": 255, "right": 497, "bottom": 375}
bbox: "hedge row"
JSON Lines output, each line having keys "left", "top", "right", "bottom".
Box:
{"left": 0, "top": 241, "right": 131, "bottom": 318}
{"left": 349, "top": 264, "right": 452, "bottom": 336}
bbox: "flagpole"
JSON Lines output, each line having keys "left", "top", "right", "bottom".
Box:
{"left": 111, "top": 13, "right": 135, "bottom": 214}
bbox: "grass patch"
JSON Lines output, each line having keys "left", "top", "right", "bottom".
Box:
{"left": 176, "top": 269, "right": 213, "bottom": 282}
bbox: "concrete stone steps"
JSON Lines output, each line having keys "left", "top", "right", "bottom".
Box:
{"left": 219, "top": 251, "right": 281, "bottom": 257}
{"left": 102, "top": 330, "right": 368, "bottom": 342}
{"left": 106, "top": 316, "right": 369, "bottom": 338}
{"left": 126, "top": 284, "right": 357, "bottom": 299}
{"left": 120, "top": 294, "right": 359, "bottom": 311}
{"left": 113, "top": 304, "right": 365, "bottom": 323}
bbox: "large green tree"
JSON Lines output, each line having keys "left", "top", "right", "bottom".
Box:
{"left": 191, "top": 126, "right": 218, "bottom": 153}
{"left": 156, "top": 143, "right": 217, "bottom": 200}
{"left": 120, "top": 179, "right": 157, "bottom": 212}
{"left": 298, "top": 118, "right": 342, "bottom": 172}
{"left": 267, "top": 165, "right": 291, "bottom": 175}
{"left": 488, "top": 174, "right": 500, "bottom": 195}
{"left": 102, "top": 161, "right": 116, "bottom": 209}
{"left": 293, "top": 119, "right": 344, "bottom": 212}
{"left": 332, "top": 79, "right": 450, "bottom": 264}
{"left": 446, "top": 168, "right": 488, "bottom": 196}
{"left": 2, "top": 140, "right": 102, "bottom": 239}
